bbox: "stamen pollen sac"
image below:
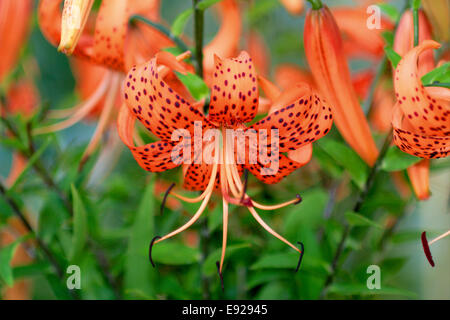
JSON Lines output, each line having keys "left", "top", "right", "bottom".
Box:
{"left": 294, "top": 194, "right": 303, "bottom": 205}
{"left": 58, "top": 0, "right": 94, "bottom": 54}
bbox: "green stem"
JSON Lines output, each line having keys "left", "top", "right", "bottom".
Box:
{"left": 1, "top": 117, "right": 121, "bottom": 299}
{"left": 412, "top": 0, "right": 421, "bottom": 46}
{"left": 130, "top": 15, "right": 190, "bottom": 53}
{"left": 320, "top": 131, "right": 393, "bottom": 299}
{"left": 307, "top": 0, "right": 323, "bottom": 10}
{"left": 0, "top": 181, "right": 79, "bottom": 300}
{"left": 193, "top": 0, "right": 204, "bottom": 77}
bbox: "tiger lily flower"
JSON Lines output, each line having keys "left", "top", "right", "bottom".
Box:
{"left": 332, "top": 7, "right": 394, "bottom": 61}
{"left": 0, "top": 0, "right": 33, "bottom": 82}
{"left": 118, "top": 51, "right": 333, "bottom": 279}
{"left": 421, "top": 230, "right": 450, "bottom": 267}
{"left": 280, "top": 0, "right": 305, "bottom": 15}
{"left": 392, "top": 40, "right": 450, "bottom": 160}
{"left": 36, "top": 0, "right": 175, "bottom": 166}
{"left": 304, "top": 4, "right": 379, "bottom": 165}
{"left": 392, "top": 10, "right": 436, "bottom": 200}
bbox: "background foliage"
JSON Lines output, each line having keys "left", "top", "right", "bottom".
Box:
{"left": 0, "top": 0, "right": 449, "bottom": 300}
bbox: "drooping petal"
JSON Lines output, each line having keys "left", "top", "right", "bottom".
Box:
{"left": 124, "top": 52, "right": 213, "bottom": 141}
{"left": 393, "top": 40, "right": 449, "bottom": 137}
{"left": 392, "top": 104, "right": 449, "bottom": 159}
{"left": 251, "top": 85, "right": 333, "bottom": 153}
{"left": 393, "top": 11, "right": 436, "bottom": 200}
{"left": 203, "top": 0, "right": 241, "bottom": 81}
{"left": 245, "top": 154, "right": 306, "bottom": 184}
{"left": 304, "top": 5, "right": 379, "bottom": 165}
{"left": 245, "top": 85, "right": 332, "bottom": 184}
{"left": 0, "top": 0, "right": 32, "bottom": 81}
{"left": 117, "top": 103, "right": 182, "bottom": 172}
{"left": 208, "top": 51, "right": 259, "bottom": 125}
{"left": 407, "top": 159, "right": 430, "bottom": 200}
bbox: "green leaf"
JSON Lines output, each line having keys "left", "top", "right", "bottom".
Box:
{"left": 421, "top": 62, "right": 450, "bottom": 86}
{"left": 0, "top": 241, "right": 20, "bottom": 286}
{"left": 377, "top": 3, "right": 400, "bottom": 22}
{"left": 171, "top": 8, "right": 193, "bottom": 37}
{"left": 9, "top": 137, "right": 53, "bottom": 191}
{"left": 381, "top": 31, "right": 394, "bottom": 47}
{"left": 202, "top": 243, "right": 251, "bottom": 276}
{"left": 283, "top": 188, "right": 329, "bottom": 236}
{"left": 317, "top": 139, "right": 369, "bottom": 189}
{"left": 152, "top": 242, "right": 200, "bottom": 265}
{"left": 381, "top": 146, "right": 422, "bottom": 171}
{"left": 13, "top": 262, "right": 50, "bottom": 280}
{"left": 345, "top": 211, "right": 382, "bottom": 229}
{"left": 384, "top": 46, "right": 402, "bottom": 68}
{"left": 70, "top": 185, "right": 88, "bottom": 262}
{"left": 124, "top": 179, "right": 156, "bottom": 298}
{"left": 176, "top": 72, "right": 210, "bottom": 101}
{"left": 197, "top": 0, "right": 222, "bottom": 10}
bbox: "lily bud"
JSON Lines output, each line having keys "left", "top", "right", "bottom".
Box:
{"left": 58, "top": 0, "right": 94, "bottom": 55}
{"left": 304, "top": 5, "right": 379, "bottom": 165}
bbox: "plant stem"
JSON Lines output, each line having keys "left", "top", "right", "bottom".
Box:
{"left": 307, "top": 0, "right": 323, "bottom": 10}
{"left": 130, "top": 15, "right": 190, "bottom": 53}
{"left": 320, "top": 131, "right": 393, "bottom": 299}
{"left": 193, "top": 0, "right": 204, "bottom": 77}
{"left": 412, "top": 0, "right": 420, "bottom": 46}
{"left": 1, "top": 117, "right": 121, "bottom": 299}
{"left": 192, "top": 0, "right": 210, "bottom": 298}
{"left": 0, "top": 181, "right": 79, "bottom": 300}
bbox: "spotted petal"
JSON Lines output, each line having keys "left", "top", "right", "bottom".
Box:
{"left": 208, "top": 51, "right": 259, "bottom": 125}
{"left": 124, "top": 51, "right": 213, "bottom": 141}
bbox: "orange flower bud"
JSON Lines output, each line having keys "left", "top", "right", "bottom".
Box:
{"left": 304, "top": 5, "right": 379, "bottom": 165}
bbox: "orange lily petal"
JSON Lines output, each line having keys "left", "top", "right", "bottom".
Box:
{"left": 394, "top": 41, "right": 449, "bottom": 138}
{"left": 209, "top": 51, "right": 259, "bottom": 124}
{"left": 407, "top": 159, "right": 430, "bottom": 200}
{"left": 124, "top": 52, "right": 213, "bottom": 141}
{"left": 0, "top": 0, "right": 32, "bottom": 81}
{"left": 394, "top": 10, "right": 434, "bottom": 77}
{"left": 117, "top": 103, "right": 181, "bottom": 172}
{"left": 304, "top": 5, "right": 379, "bottom": 165}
